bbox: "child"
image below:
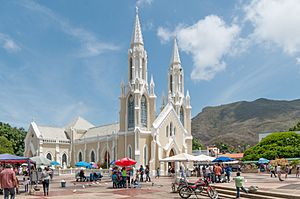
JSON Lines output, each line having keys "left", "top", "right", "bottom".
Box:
{"left": 112, "top": 172, "right": 118, "bottom": 188}
{"left": 234, "top": 172, "right": 248, "bottom": 198}
{"left": 23, "top": 176, "right": 30, "bottom": 193}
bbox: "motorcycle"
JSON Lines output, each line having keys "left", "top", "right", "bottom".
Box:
{"left": 178, "top": 178, "right": 218, "bottom": 199}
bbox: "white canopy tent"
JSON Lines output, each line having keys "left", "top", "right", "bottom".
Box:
{"left": 159, "top": 153, "right": 197, "bottom": 162}
{"left": 194, "top": 154, "right": 215, "bottom": 162}
{"left": 30, "top": 155, "right": 51, "bottom": 166}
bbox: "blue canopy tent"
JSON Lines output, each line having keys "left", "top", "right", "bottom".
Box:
{"left": 50, "top": 161, "right": 60, "bottom": 166}
{"left": 212, "top": 156, "right": 236, "bottom": 162}
{"left": 258, "top": 158, "right": 269, "bottom": 164}
{"left": 75, "top": 161, "right": 91, "bottom": 168}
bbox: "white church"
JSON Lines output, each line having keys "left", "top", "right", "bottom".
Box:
{"left": 24, "top": 9, "right": 193, "bottom": 175}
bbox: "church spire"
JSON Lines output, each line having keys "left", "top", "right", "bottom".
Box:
{"left": 170, "top": 38, "right": 181, "bottom": 66}
{"left": 131, "top": 7, "right": 144, "bottom": 47}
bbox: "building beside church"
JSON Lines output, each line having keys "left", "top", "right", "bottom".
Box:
{"left": 24, "top": 10, "right": 193, "bottom": 174}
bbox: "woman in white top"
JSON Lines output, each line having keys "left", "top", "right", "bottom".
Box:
{"left": 41, "top": 167, "right": 51, "bottom": 196}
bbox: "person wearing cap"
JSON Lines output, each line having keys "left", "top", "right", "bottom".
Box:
{"left": 0, "top": 164, "right": 17, "bottom": 199}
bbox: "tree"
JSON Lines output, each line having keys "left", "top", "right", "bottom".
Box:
{"left": 0, "top": 136, "right": 14, "bottom": 154}
{"left": 0, "top": 122, "right": 27, "bottom": 156}
{"left": 243, "top": 132, "right": 300, "bottom": 161}
{"left": 192, "top": 138, "right": 204, "bottom": 150}
{"left": 289, "top": 121, "right": 300, "bottom": 131}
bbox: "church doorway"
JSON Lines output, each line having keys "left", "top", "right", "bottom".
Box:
{"left": 168, "top": 148, "right": 176, "bottom": 173}
{"left": 104, "top": 151, "right": 110, "bottom": 168}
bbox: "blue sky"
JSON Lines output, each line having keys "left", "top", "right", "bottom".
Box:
{"left": 1, "top": 0, "right": 300, "bottom": 128}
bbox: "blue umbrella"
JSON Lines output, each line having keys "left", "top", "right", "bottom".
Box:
{"left": 75, "top": 161, "right": 91, "bottom": 168}
{"left": 212, "top": 156, "right": 236, "bottom": 162}
{"left": 50, "top": 161, "right": 60, "bottom": 166}
{"left": 258, "top": 158, "right": 269, "bottom": 164}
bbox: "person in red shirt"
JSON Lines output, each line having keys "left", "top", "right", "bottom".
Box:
{"left": 214, "top": 164, "right": 222, "bottom": 183}
{"left": 0, "top": 164, "right": 17, "bottom": 199}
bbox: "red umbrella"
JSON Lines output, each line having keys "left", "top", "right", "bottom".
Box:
{"left": 115, "top": 157, "right": 136, "bottom": 167}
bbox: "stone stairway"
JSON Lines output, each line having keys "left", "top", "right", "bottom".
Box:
{"left": 213, "top": 185, "right": 300, "bottom": 199}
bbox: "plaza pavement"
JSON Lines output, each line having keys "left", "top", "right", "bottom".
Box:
{"left": 12, "top": 172, "right": 300, "bottom": 199}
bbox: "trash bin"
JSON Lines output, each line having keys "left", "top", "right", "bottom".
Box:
{"left": 61, "top": 180, "right": 66, "bottom": 188}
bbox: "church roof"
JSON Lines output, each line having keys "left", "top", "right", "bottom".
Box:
{"left": 82, "top": 123, "right": 119, "bottom": 138}
{"left": 131, "top": 9, "right": 144, "bottom": 46}
{"left": 153, "top": 103, "right": 174, "bottom": 129}
{"left": 36, "top": 125, "right": 69, "bottom": 141}
{"left": 65, "top": 116, "right": 95, "bottom": 130}
{"left": 170, "top": 38, "right": 181, "bottom": 66}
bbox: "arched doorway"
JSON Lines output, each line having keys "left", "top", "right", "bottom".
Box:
{"left": 62, "top": 153, "right": 67, "bottom": 166}
{"left": 104, "top": 151, "right": 110, "bottom": 168}
{"left": 168, "top": 149, "right": 175, "bottom": 172}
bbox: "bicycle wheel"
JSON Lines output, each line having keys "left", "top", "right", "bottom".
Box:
{"left": 179, "top": 186, "right": 192, "bottom": 199}
{"left": 207, "top": 187, "right": 218, "bottom": 199}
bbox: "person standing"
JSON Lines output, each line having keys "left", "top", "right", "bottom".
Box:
{"left": 225, "top": 164, "right": 231, "bottom": 182}
{"left": 41, "top": 167, "right": 51, "bottom": 196}
{"left": 0, "top": 164, "right": 17, "bottom": 199}
{"left": 145, "top": 165, "right": 151, "bottom": 182}
{"left": 234, "top": 172, "right": 248, "bottom": 198}
{"left": 214, "top": 164, "right": 222, "bottom": 183}
{"left": 155, "top": 167, "right": 160, "bottom": 179}
{"left": 139, "top": 165, "right": 144, "bottom": 182}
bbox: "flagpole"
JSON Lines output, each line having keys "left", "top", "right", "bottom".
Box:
{"left": 106, "top": 136, "right": 108, "bottom": 169}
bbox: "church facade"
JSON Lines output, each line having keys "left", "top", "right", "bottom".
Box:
{"left": 24, "top": 10, "right": 193, "bottom": 175}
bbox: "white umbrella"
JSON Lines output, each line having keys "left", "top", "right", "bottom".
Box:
{"left": 194, "top": 154, "right": 215, "bottom": 162}
{"left": 159, "top": 153, "right": 197, "bottom": 162}
{"left": 30, "top": 156, "right": 51, "bottom": 166}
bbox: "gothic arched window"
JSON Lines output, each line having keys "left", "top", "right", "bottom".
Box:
{"left": 141, "top": 95, "right": 147, "bottom": 127}
{"left": 129, "top": 58, "right": 133, "bottom": 80}
{"left": 166, "top": 125, "right": 169, "bottom": 137}
{"left": 91, "top": 151, "right": 95, "bottom": 162}
{"left": 180, "top": 106, "right": 184, "bottom": 126}
{"left": 46, "top": 153, "right": 52, "bottom": 161}
{"left": 62, "top": 153, "right": 67, "bottom": 165}
{"left": 78, "top": 152, "right": 83, "bottom": 162}
{"left": 170, "top": 75, "right": 173, "bottom": 93}
{"left": 170, "top": 122, "right": 173, "bottom": 136}
{"left": 128, "top": 95, "right": 135, "bottom": 129}
{"left": 142, "top": 58, "right": 145, "bottom": 79}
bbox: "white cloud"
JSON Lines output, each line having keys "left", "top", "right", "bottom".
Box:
{"left": 157, "top": 15, "right": 240, "bottom": 81}
{"left": 297, "top": 57, "right": 300, "bottom": 65}
{"left": 19, "top": 0, "right": 118, "bottom": 57}
{"left": 0, "top": 33, "right": 21, "bottom": 53}
{"left": 245, "top": 0, "right": 300, "bottom": 55}
{"left": 137, "top": 0, "right": 153, "bottom": 7}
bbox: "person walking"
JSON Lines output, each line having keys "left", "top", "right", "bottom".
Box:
{"left": 41, "top": 167, "right": 51, "bottom": 196}
{"left": 276, "top": 165, "right": 284, "bottom": 181}
{"left": 145, "top": 165, "right": 151, "bottom": 182}
{"left": 269, "top": 164, "right": 277, "bottom": 178}
{"left": 234, "top": 172, "right": 248, "bottom": 198}
{"left": 0, "top": 164, "right": 17, "bottom": 199}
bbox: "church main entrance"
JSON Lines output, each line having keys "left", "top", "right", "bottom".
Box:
{"left": 168, "top": 148, "right": 175, "bottom": 174}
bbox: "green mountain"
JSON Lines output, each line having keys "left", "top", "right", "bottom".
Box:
{"left": 191, "top": 98, "right": 300, "bottom": 147}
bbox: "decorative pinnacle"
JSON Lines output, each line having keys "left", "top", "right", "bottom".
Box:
{"left": 170, "top": 37, "right": 181, "bottom": 65}
{"left": 131, "top": 6, "right": 144, "bottom": 46}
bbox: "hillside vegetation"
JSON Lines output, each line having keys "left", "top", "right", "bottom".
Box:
{"left": 192, "top": 98, "right": 300, "bottom": 147}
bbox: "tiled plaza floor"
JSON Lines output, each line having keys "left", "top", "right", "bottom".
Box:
{"left": 12, "top": 172, "right": 300, "bottom": 199}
